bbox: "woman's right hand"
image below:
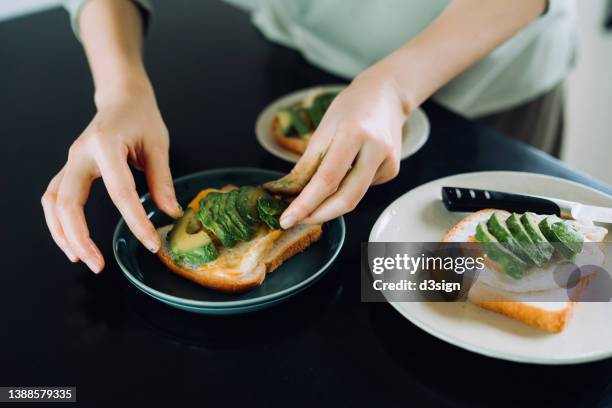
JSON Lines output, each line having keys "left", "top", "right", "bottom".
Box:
{"left": 41, "top": 82, "right": 182, "bottom": 273}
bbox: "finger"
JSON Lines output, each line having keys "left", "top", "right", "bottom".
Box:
{"left": 41, "top": 169, "right": 79, "bottom": 262}
{"left": 56, "top": 162, "right": 105, "bottom": 273}
{"left": 143, "top": 145, "right": 182, "bottom": 218}
{"left": 264, "top": 127, "right": 332, "bottom": 194}
{"left": 298, "top": 119, "right": 335, "bottom": 163}
{"left": 97, "top": 147, "right": 161, "bottom": 253}
{"left": 280, "top": 132, "right": 361, "bottom": 229}
{"left": 302, "top": 143, "right": 383, "bottom": 224}
{"left": 372, "top": 155, "right": 400, "bottom": 185}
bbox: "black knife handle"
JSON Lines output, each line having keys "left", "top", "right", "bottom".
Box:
{"left": 441, "top": 187, "right": 561, "bottom": 215}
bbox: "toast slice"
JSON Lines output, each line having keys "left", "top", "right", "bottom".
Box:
{"left": 272, "top": 117, "right": 310, "bottom": 155}
{"left": 155, "top": 185, "right": 323, "bottom": 293}
{"left": 443, "top": 209, "right": 607, "bottom": 333}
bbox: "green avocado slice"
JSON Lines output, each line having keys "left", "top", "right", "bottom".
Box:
{"left": 214, "top": 192, "right": 245, "bottom": 243}
{"left": 506, "top": 213, "right": 548, "bottom": 267}
{"left": 475, "top": 222, "right": 527, "bottom": 279}
{"left": 486, "top": 212, "right": 534, "bottom": 265}
{"left": 236, "top": 186, "right": 268, "bottom": 224}
{"left": 291, "top": 107, "right": 312, "bottom": 136}
{"left": 314, "top": 92, "right": 337, "bottom": 110}
{"left": 172, "top": 244, "right": 218, "bottom": 266}
{"left": 539, "top": 216, "right": 582, "bottom": 260}
{"left": 257, "top": 195, "right": 287, "bottom": 230}
{"left": 538, "top": 215, "right": 561, "bottom": 240}
{"left": 307, "top": 103, "right": 324, "bottom": 128}
{"left": 198, "top": 192, "right": 236, "bottom": 248}
{"left": 520, "top": 212, "right": 554, "bottom": 261}
{"left": 552, "top": 222, "right": 583, "bottom": 254}
{"left": 308, "top": 92, "right": 337, "bottom": 128}
{"left": 225, "top": 189, "right": 253, "bottom": 241}
{"left": 168, "top": 208, "right": 217, "bottom": 265}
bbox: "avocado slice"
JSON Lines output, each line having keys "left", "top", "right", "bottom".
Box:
{"left": 475, "top": 222, "right": 527, "bottom": 279}
{"left": 286, "top": 107, "right": 311, "bottom": 137}
{"left": 314, "top": 92, "right": 337, "bottom": 110}
{"left": 307, "top": 92, "right": 337, "bottom": 128}
{"left": 275, "top": 109, "right": 294, "bottom": 136}
{"left": 539, "top": 216, "right": 582, "bottom": 260}
{"left": 211, "top": 192, "right": 242, "bottom": 245}
{"left": 236, "top": 186, "right": 268, "bottom": 224}
{"left": 225, "top": 189, "right": 254, "bottom": 241}
{"left": 506, "top": 213, "right": 548, "bottom": 267}
{"left": 168, "top": 208, "right": 217, "bottom": 264}
{"left": 307, "top": 102, "right": 324, "bottom": 128}
{"left": 185, "top": 214, "right": 203, "bottom": 234}
{"left": 486, "top": 212, "right": 533, "bottom": 265}
{"left": 198, "top": 192, "right": 236, "bottom": 248}
{"left": 257, "top": 195, "right": 287, "bottom": 230}
{"left": 538, "top": 215, "right": 562, "bottom": 240}
{"left": 520, "top": 212, "right": 554, "bottom": 261}
{"left": 552, "top": 222, "right": 583, "bottom": 254}
{"left": 295, "top": 107, "right": 313, "bottom": 129}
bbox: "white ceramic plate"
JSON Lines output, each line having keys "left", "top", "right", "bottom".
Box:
{"left": 255, "top": 85, "right": 430, "bottom": 163}
{"left": 369, "top": 171, "right": 612, "bottom": 365}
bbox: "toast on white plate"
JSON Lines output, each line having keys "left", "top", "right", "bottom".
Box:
{"left": 155, "top": 185, "right": 322, "bottom": 293}
{"left": 271, "top": 89, "right": 338, "bottom": 155}
{"left": 443, "top": 209, "right": 608, "bottom": 333}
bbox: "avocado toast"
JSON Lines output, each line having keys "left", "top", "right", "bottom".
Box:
{"left": 443, "top": 209, "right": 608, "bottom": 333}
{"left": 156, "top": 185, "right": 322, "bottom": 293}
{"left": 272, "top": 89, "right": 338, "bottom": 154}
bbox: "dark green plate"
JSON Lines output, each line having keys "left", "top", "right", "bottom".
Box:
{"left": 113, "top": 168, "right": 345, "bottom": 314}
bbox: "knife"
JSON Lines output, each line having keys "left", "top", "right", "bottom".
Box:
{"left": 441, "top": 186, "right": 612, "bottom": 224}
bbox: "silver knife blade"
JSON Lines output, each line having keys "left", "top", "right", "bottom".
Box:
{"left": 571, "top": 203, "right": 612, "bottom": 224}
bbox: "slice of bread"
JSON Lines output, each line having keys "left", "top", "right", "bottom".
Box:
{"left": 443, "top": 209, "right": 607, "bottom": 333}
{"left": 155, "top": 186, "right": 323, "bottom": 293}
{"left": 272, "top": 117, "right": 310, "bottom": 154}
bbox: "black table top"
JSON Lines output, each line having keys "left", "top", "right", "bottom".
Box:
{"left": 1, "top": 1, "right": 611, "bottom": 407}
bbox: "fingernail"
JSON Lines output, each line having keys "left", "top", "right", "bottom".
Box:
{"left": 85, "top": 258, "right": 102, "bottom": 274}
{"left": 65, "top": 251, "right": 78, "bottom": 263}
{"left": 146, "top": 238, "right": 160, "bottom": 253}
{"left": 63, "top": 247, "right": 78, "bottom": 262}
{"left": 175, "top": 203, "right": 184, "bottom": 217}
{"left": 280, "top": 214, "right": 296, "bottom": 229}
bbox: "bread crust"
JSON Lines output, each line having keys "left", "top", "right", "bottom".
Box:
{"left": 471, "top": 299, "right": 574, "bottom": 334}
{"left": 272, "top": 118, "right": 309, "bottom": 155}
{"left": 265, "top": 225, "right": 323, "bottom": 272}
{"left": 468, "top": 276, "right": 592, "bottom": 333}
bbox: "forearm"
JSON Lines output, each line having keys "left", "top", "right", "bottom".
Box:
{"left": 78, "top": 0, "right": 151, "bottom": 107}
{"left": 370, "top": 0, "right": 547, "bottom": 114}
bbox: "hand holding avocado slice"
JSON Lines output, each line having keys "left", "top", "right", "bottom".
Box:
{"left": 263, "top": 150, "right": 326, "bottom": 195}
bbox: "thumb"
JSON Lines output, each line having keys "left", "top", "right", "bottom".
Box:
{"left": 144, "top": 145, "right": 182, "bottom": 218}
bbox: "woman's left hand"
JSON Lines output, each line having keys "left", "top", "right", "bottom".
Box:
{"left": 279, "top": 69, "right": 409, "bottom": 229}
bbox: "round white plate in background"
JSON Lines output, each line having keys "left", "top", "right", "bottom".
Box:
{"left": 255, "top": 85, "right": 430, "bottom": 163}
{"left": 369, "top": 171, "right": 612, "bottom": 365}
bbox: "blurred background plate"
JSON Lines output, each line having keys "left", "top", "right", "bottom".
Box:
{"left": 114, "top": 167, "right": 345, "bottom": 314}
{"left": 255, "top": 85, "right": 430, "bottom": 163}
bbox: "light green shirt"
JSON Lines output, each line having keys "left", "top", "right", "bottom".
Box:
{"left": 63, "top": 0, "right": 576, "bottom": 118}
